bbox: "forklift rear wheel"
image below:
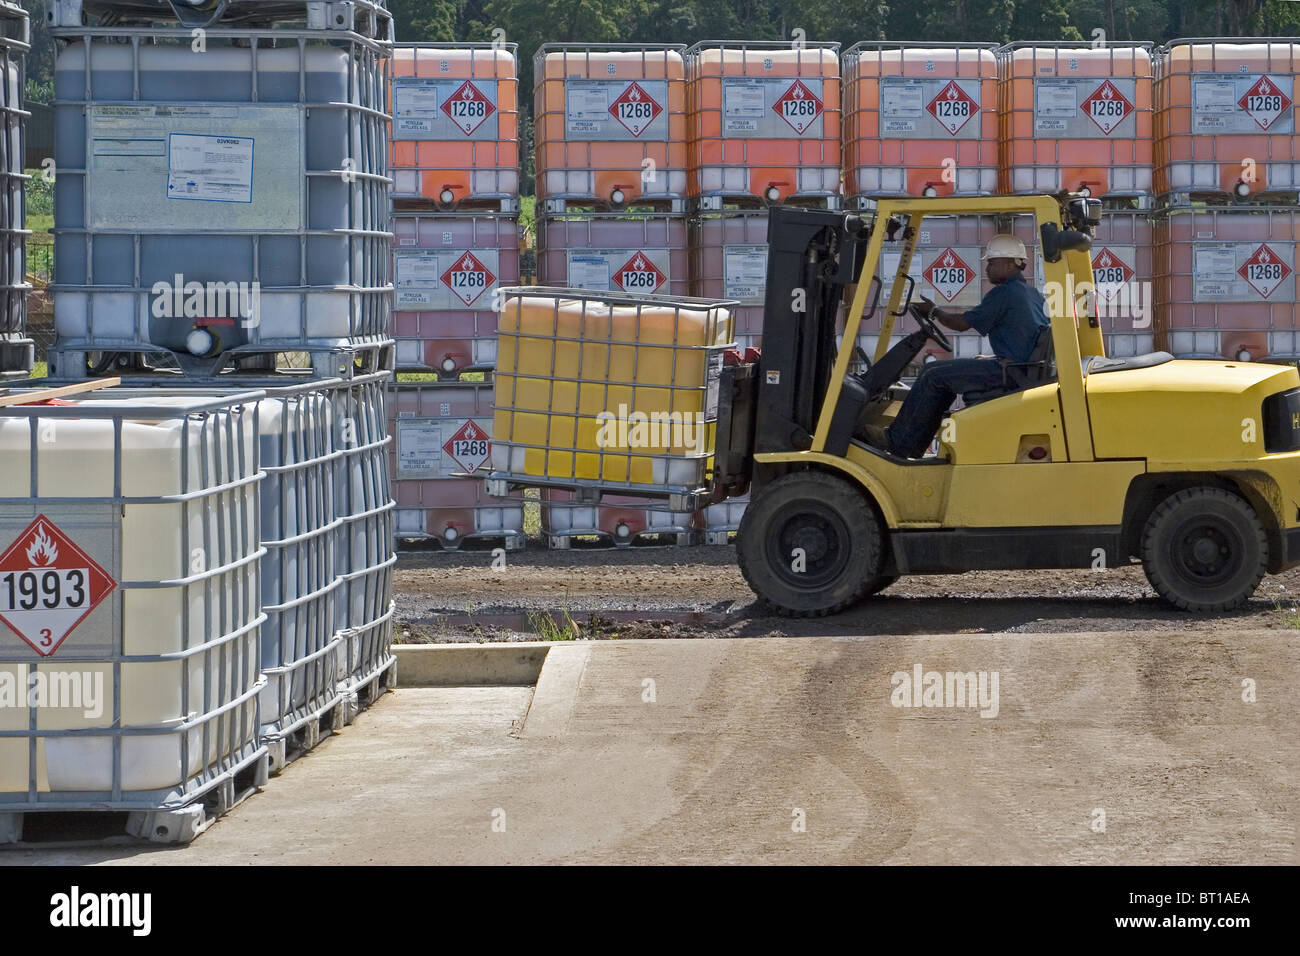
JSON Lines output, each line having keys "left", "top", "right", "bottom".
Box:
{"left": 1140, "top": 487, "right": 1267, "bottom": 612}
{"left": 737, "top": 471, "right": 883, "bottom": 617}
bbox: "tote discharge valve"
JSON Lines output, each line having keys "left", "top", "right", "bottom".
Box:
{"left": 487, "top": 193, "right": 1300, "bottom": 616}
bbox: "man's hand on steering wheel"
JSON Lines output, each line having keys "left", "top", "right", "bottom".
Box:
{"left": 908, "top": 300, "right": 954, "bottom": 354}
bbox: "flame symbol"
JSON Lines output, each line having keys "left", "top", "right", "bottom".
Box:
{"left": 633, "top": 255, "right": 646, "bottom": 271}
{"left": 793, "top": 83, "right": 805, "bottom": 99}
{"left": 463, "top": 255, "right": 475, "bottom": 270}
{"left": 465, "top": 423, "right": 479, "bottom": 440}
{"left": 1097, "top": 251, "right": 1112, "bottom": 268}
{"left": 1260, "top": 247, "right": 1271, "bottom": 264}
{"left": 942, "top": 251, "right": 956, "bottom": 268}
{"left": 1101, "top": 83, "right": 1113, "bottom": 100}
{"left": 1260, "top": 79, "right": 1271, "bottom": 96}
{"left": 462, "top": 84, "right": 476, "bottom": 100}
{"left": 947, "top": 83, "right": 959, "bottom": 101}
{"left": 26, "top": 528, "right": 58, "bottom": 567}
{"left": 628, "top": 84, "right": 642, "bottom": 103}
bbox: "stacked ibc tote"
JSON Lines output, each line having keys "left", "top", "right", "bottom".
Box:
{"left": 0, "top": 0, "right": 397, "bottom": 845}
{"left": 0, "top": 1, "right": 29, "bottom": 379}
{"left": 686, "top": 40, "right": 841, "bottom": 543}
{"left": 530, "top": 43, "right": 707, "bottom": 547}
{"left": 1153, "top": 39, "right": 1300, "bottom": 364}
{"left": 387, "top": 42, "right": 526, "bottom": 550}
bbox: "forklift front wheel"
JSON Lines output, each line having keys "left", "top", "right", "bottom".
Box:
{"left": 1140, "top": 486, "right": 1267, "bottom": 612}
{"left": 737, "top": 471, "right": 884, "bottom": 617}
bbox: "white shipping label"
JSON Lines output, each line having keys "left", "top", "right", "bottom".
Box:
{"left": 881, "top": 81, "right": 924, "bottom": 117}
{"left": 1193, "top": 241, "right": 1295, "bottom": 301}
{"left": 569, "top": 255, "right": 612, "bottom": 290}
{"left": 392, "top": 78, "right": 440, "bottom": 129}
{"left": 1192, "top": 74, "right": 1295, "bottom": 134}
{"left": 564, "top": 79, "right": 669, "bottom": 140}
{"left": 567, "top": 249, "right": 671, "bottom": 293}
{"left": 723, "top": 245, "right": 768, "bottom": 303}
{"left": 1036, "top": 82, "right": 1078, "bottom": 119}
{"left": 397, "top": 420, "right": 443, "bottom": 478}
{"left": 394, "top": 249, "right": 500, "bottom": 310}
{"left": 722, "top": 77, "right": 825, "bottom": 137}
{"left": 393, "top": 77, "right": 498, "bottom": 139}
{"left": 88, "top": 104, "right": 301, "bottom": 230}
{"left": 167, "top": 133, "right": 254, "bottom": 203}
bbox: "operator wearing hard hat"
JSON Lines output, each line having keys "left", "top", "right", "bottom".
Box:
{"left": 869, "top": 234, "right": 1051, "bottom": 459}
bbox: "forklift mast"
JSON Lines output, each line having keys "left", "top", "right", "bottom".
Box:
{"left": 753, "top": 207, "right": 869, "bottom": 455}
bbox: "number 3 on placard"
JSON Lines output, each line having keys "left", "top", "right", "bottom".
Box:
{"left": 39, "top": 628, "right": 52, "bottom": 648}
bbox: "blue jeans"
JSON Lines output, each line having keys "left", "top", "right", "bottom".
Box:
{"left": 885, "top": 358, "right": 1006, "bottom": 458}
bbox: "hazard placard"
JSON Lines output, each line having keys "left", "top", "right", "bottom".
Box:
{"left": 613, "top": 251, "right": 667, "bottom": 293}
{"left": 1081, "top": 79, "right": 1135, "bottom": 135}
{"left": 923, "top": 248, "right": 976, "bottom": 302}
{"left": 608, "top": 82, "right": 663, "bottom": 137}
{"left": 1237, "top": 243, "right": 1292, "bottom": 299}
{"left": 442, "top": 420, "right": 491, "bottom": 473}
{"left": 440, "top": 80, "right": 496, "bottom": 136}
{"left": 772, "top": 80, "right": 824, "bottom": 134}
{"left": 440, "top": 251, "right": 497, "bottom": 307}
{"left": 925, "top": 81, "right": 979, "bottom": 136}
{"left": 1091, "top": 247, "right": 1136, "bottom": 300}
{"left": 1238, "top": 75, "right": 1292, "bottom": 131}
{"left": 0, "top": 516, "right": 116, "bottom": 657}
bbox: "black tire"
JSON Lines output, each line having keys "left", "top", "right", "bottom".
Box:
{"left": 737, "top": 471, "right": 883, "bottom": 617}
{"left": 1140, "top": 487, "right": 1267, "bottom": 612}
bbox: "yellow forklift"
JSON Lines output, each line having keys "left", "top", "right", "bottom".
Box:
{"left": 708, "top": 194, "right": 1300, "bottom": 615}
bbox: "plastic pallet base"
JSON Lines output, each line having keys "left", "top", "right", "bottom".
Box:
{"left": 264, "top": 696, "right": 348, "bottom": 776}
{"left": 540, "top": 196, "right": 689, "bottom": 217}
{"left": 546, "top": 530, "right": 701, "bottom": 550}
{"left": 392, "top": 196, "right": 521, "bottom": 214}
{"left": 48, "top": 340, "right": 395, "bottom": 382}
{"left": 0, "top": 749, "right": 270, "bottom": 846}
{"left": 703, "top": 529, "right": 738, "bottom": 546}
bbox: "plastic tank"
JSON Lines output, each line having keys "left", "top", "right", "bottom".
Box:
{"left": 541, "top": 488, "right": 701, "bottom": 548}
{"left": 388, "top": 381, "right": 524, "bottom": 548}
{"left": 332, "top": 373, "right": 396, "bottom": 716}
{"left": 998, "top": 43, "right": 1154, "bottom": 198}
{"left": 0, "top": 2, "right": 29, "bottom": 377}
{"left": 534, "top": 44, "right": 687, "bottom": 207}
{"left": 537, "top": 212, "right": 688, "bottom": 297}
{"left": 390, "top": 43, "right": 519, "bottom": 207}
{"left": 0, "top": 391, "right": 263, "bottom": 805}
{"left": 391, "top": 212, "right": 519, "bottom": 375}
{"left": 687, "top": 40, "right": 840, "bottom": 203}
{"left": 1153, "top": 205, "right": 1300, "bottom": 362}
{"left": 689, "top": 210, "right": 768, "bottom": 339}
{"left": 842, "top": 42, "right": 998, "bottom": 199}
{"left": 49, "top": 24, "right": 392, "bottom": 377}
{"left": 1155, "top": 39, "right": 1300, "bottom": 199}
{"left": 490, "top": 288, "right": 734, "bottom": 497}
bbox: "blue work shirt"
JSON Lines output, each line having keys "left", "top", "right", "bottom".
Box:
{"left": 961, "top": 273, "right": 1050, "bottom": 363}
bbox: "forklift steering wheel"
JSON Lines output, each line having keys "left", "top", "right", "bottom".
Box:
{"left": 908, "top": 303, "right": 954, "bottom": 354}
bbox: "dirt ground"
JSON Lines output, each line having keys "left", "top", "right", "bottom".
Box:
{"left": 393, "top": 540, "right": 1300, "bottom": 642}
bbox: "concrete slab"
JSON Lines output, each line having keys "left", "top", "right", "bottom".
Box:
{"left": 4, "top": 631, "right": 1296, "bottom": 865}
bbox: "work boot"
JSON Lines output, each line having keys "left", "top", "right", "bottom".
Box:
{"left": 857, "top": 423, "right": 892, "bottom": 452}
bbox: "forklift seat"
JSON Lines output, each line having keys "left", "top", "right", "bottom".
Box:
{"left": 961, "top": 327, "right": 1056, "bottom": 407}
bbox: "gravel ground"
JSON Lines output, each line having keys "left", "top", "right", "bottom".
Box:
{"left": 393, "top": 540, "right": 1300, "bottom": 641}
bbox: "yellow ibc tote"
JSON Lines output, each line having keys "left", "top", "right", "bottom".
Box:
{"left": 491, "top": 288, "right": 736, "bottom": 493}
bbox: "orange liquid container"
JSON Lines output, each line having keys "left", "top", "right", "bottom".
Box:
{"left": 534, "top": 44, "right": 687, "bottom": 206}
{"left": 389, "top": 43, "right": 519, "bottom": 207}
{"left": 999, "top": 43, "right": 1153, "bottom": 198}
{"left": 842, "top": 42, "right": 998, "bottom": 199}
{"left": 1155, "top": 40, "right": 1300, "bottom": 199}
{"left": 1153, "top": 206, "right": 1300, "bottom": 362}
{"left": 688, "top": 41, "right": 841, "bottom": 203}
{"left": 387, "top": 382, "right": 524, "bottom": 549}
{"left": 536, "top": 212, "right": 689, "bottom": 298}
{"left": 689, "top": 210, "right": 768, "bottom": 340}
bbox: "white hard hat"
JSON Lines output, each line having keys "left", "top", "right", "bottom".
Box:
{"left": 982, "top": 234, "right": 1028, "bottom": 262}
